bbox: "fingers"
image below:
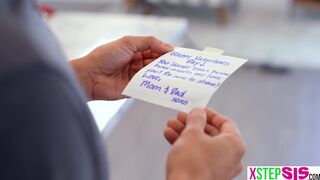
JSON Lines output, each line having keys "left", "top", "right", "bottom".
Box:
{"left": 204, "top": 123, "right": 219, "bottom": 136}
{"left": 220, "top": 122, "right": 241, "bottom": 137}
{"left": 165, "top": 118, "right": 185, "bottom": 144}
{"left": 142, "top": 49, "right": 161, "bottom": 59}
{"left": 166, "top": 119, "right": 218, "bottom": 137}
{"left": 170, "top": 109, "right": 219, "bottom": 137}
{"left": 183, "top": 108, "right": 219, "bottom": 136}
{"left": 208, "top": 113, "right": 228, "bottom": 129}
{"left": 164, "top": 127, "right": 179, "bottom": 145}
{"left": 176, "top": 109, "right": 216, "bottom": 126}
{"left": 185, "top": 108, "right": 207, "bottom": 132}
{"left": 164, "top": 108, "right": 238, "bottom": 145}
{"left": 142, "top": 49, "right": 153, "bottom": 59}
{"left": 205, "top": 108, "right": 218, "bottom": 123}
{"left": 208, "top": 112, "right": 240, "bottom": 136}
{"left": 177, "top": 112, "right": 187, "bottom": 125}
{"left": 167, "top": 119, "right": 185, "bottom": 134}
{"left": 141, "top": 51, "right": 160, "bottom": 66}
{"left": 120, "top": 36, "right": 174, "bottom": 55}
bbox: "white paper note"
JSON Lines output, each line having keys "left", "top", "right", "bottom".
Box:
{"left": 122, "top": 47, "right": 247, "bottom": 112}
{"left": 203, "top": 47, "right": 224, "bottom": 55}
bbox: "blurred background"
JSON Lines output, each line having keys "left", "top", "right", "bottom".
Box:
{"left": 36, "top": 0, "right": 320, "bottom": 179}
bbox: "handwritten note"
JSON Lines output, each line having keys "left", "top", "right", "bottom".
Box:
{"left": 122, "top": 47, "right": 247, "bottom": 112}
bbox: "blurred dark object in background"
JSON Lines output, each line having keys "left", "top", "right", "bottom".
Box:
{"left": 37, "top": 4, "right": 55, "bottom": 19}
{"left": 293, "top": 0, "right": 320, "bottom": 9}
{"left": 126, "top": 0, "right": 239, "bottom": 25}
{"left": 292, "top": 0, "right": 320, "bottom": 18}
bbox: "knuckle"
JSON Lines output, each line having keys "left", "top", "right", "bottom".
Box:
{"left": 184, "top": 126, "right": 201, "bottom": 136}
{"left": 166, "top": 119, "right": 175, "bottom": 127}
{"left": 225, "top": 134, "right": 246, "bottom": 157}
{"left": 224, "top": 133, "right": 236, "bottom": 142}
{"left": 120, "top": 36, "right": 130, "bottom": 42}
{"left": 188, "top": 115, "right": 201, "bottom": 123}
{"left": 119, "top": 36, "right": 135, "bottom": 51}
{"left": 221, "top": 114, "right": 231, "bottom": 121}
{"left": 218, "top": 114, "right": 232, "bottom": 122}
{"left": 146, "top": 36, "right": 157, "bottom": 42}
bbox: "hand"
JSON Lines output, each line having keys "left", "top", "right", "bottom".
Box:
{"left": 164, "top": 109, "right": 219, "bottom": 144}
{"left": 165, "top": 108, "right": 246, "bottom": 180}
{"left": 71, "top": 36, "right": 174, "bottom": 100}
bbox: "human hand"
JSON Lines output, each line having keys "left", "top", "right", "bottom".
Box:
{"left": 165, "top": 108, "right": 246, "bottom": 180}
{"left": 164, "top": 109, "right": 220, "bottom": 144}
{"left": 71, "top": 36, "right": 173, "bottom": 100}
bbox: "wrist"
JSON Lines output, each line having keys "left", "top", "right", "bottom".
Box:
{"left": 70, "top": 57, "right": 94, "bottom": 100}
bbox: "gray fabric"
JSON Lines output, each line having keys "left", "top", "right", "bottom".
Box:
{"left": 0, "top": 1, "right": 108, "bottom": 180}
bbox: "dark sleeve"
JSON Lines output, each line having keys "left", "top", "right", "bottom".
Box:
{"left": 0, "top": 65, "right": 108, "bottom": 180}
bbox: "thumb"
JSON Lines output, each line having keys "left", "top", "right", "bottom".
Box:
{"left": 185, "top": 108, "right": 207, "bottom": 132}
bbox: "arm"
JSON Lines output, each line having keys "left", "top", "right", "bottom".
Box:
{"left": 0, "top": 66, "right": 108, "bottom": 180}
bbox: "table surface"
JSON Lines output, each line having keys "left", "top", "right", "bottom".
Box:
{"left": 48, "top": 12, "right": 188, "bottom": 133}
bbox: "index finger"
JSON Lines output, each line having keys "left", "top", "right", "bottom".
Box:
{"left": 120, "top": 36, "right": 174, "bottom": 54}
{"left": 220, "top": 121, "right": 241, "bottom": 136}
{"left": 210, "top": 114, "right": 241, "bottom": 136}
